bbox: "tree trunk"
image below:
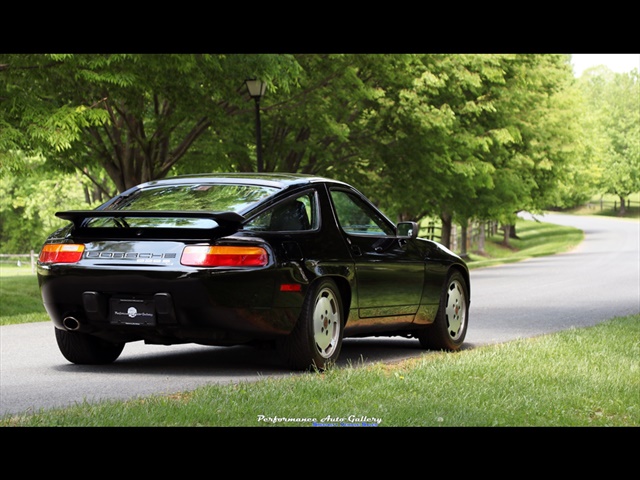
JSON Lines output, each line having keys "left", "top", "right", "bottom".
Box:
{"left": 502, "top": 224, "right": 511, "bottom": 247}
{"left": 477, "top": 222, "right": 486, "bottom": 255}
{"left": 459, "top": 222, "right": 469, "bottom": 259}
{"left": 439, "top": 211, "right": 452, "bottom": 249}
{"left": 619, "top": 195, "right": 627, "bottom": 216}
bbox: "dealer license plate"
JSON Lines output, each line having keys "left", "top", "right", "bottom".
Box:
{"left": 109, "top": 297, "right": 156, "bottom": 326}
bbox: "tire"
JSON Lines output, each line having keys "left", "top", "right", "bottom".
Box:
{"left": 55, "top": 328, "right": 125, "bottom": 365}
{"left": 277, "top": 278, "right": 344, "bottom": 371}
{"left": 418, "top": 270, "right": 468, "bottom": 351}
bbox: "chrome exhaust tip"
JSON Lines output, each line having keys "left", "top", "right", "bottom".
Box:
{"left": 62, "top": 316, "right": 81, "bottom": 331}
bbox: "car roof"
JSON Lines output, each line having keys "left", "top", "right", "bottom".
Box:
{"left": 136, "top": 173, "right": 350, "bottom": 190}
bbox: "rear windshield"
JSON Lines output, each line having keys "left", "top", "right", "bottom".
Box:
{"left": 87, "top": 183, "right": 279, "bottom": 228}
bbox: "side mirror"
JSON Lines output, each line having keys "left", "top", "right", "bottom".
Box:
{"left": 397, "top": 221, "right": 418, "bottom": 239}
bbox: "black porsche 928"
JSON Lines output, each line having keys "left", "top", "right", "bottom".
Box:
{"left": 37, "top": 173, "right": 470, "bottom": 370}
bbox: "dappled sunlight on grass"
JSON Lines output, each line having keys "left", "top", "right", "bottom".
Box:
{"left": 465, "top": 219, "right": 583, "bottom": 269}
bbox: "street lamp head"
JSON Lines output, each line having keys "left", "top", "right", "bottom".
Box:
{"left": 245, "top": 79, "right": 267, "bottom": 99}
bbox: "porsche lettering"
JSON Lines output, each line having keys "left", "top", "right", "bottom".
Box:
{"left": 86, "top": 252, "right": 177, "bottom": 260}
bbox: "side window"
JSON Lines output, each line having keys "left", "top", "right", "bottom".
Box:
{"left": 330, "top": 190, "right": 394, "bottom": 236}
{"left": 245, "top": 193, "right": 316, "bottom": 232}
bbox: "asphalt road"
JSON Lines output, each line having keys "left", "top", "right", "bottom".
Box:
{"left": 1, "top": 212, "right": 638, "bottom": 417}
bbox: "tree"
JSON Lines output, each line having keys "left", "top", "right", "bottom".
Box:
{"left": 591, "top": 69, "right": 639, "bottom": 215}
{"left": 1, "top": 54, "right": 302, "bottom": 194}
{"left": 256, "top": 54, "right": 420, "bottom": 184}
{"left": 0, "top": 155, "right": 91, "bottom": 252}
{"left": 444, "top": 54, "right": 580, "bottom": 247}
{"left": 369, "top": 54, "right": 578, "bottom": 248}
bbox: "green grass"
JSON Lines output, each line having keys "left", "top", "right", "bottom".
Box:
{"left": 2, "top": 314, "right": 638, "bottom": 427}
{"left": 0, "top": 265, "right": 48, "bottom": 325}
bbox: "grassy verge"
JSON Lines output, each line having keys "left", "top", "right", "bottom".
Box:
{"left": 2, "top": 313, "right": 638, "bottom": 427}
{"left": 0, "top": 265, "right": 47, "bottom": 325}
{"left": 565, "top": 192, "right": 640, "bottom": 218}
{"left": 465, "top": 218, "right": 583, "bottom": 269}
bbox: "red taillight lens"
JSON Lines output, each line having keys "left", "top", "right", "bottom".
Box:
{"left": 39, "top": 244, "right": 85, "bottom": 264}
{"left": 180, "top": 245, "right": 269, "bottom": 267}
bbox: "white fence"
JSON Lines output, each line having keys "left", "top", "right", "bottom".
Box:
{"left": 0, "top": 251, "right": 37, "bottom": 273}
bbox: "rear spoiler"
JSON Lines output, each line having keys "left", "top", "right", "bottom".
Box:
{"left": 57, "top": 210, "right": 246, "bottom": 229}
{"left": 55, "top": 210, "right": 246, "bottom": 240}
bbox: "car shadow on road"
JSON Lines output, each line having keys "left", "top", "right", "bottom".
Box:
{"left": 50, "top": 337, "right": 465, "bottom": 377}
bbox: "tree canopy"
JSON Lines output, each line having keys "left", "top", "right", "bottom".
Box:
{"left": 1, "top": 54, "right": 302, "bottom": 195}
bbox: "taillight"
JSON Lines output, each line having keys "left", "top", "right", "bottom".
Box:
{"left": 39, "top": 244, "right": 85, "bottom": 264}
{"left": 181, "top": 245, "right": 269, "bottom": 267}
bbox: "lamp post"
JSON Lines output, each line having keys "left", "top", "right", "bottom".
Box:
{"left": 245, "top": 79, "right": 267, "bottom": 172}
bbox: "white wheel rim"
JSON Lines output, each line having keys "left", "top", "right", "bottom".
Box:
{"left": 445, "top": 279, "right": 466, "bottom": 340}
{"left": 313, "top": 287, "right": 340, "bottom": 358}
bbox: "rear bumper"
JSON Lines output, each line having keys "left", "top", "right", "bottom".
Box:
{"left": 38, "top": 265, "right": 306, "bottom": 345}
